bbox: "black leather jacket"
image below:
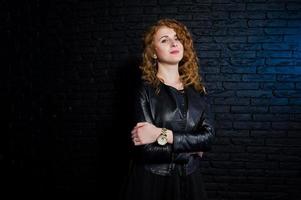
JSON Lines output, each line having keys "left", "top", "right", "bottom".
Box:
{"left": 132, "top": 81, "right": 214, "bottom": 176}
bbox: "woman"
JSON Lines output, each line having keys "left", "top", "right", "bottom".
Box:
{"left": 124, "top": 18, "right": 214, "bottom": 200}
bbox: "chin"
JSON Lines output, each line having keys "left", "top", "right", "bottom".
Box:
{"left": 173, "top": 57, "right": 184, "bottom": 63}
{"left": 168, "top": 60, "right": 182, "bottom": 65}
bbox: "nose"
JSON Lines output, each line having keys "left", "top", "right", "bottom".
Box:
{"left": 170, "top": 39, "right": 178, "bottom": 47}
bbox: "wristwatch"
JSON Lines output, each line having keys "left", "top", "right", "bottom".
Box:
{"left": 157, "top": 128, "right": 168, "bottom": 145}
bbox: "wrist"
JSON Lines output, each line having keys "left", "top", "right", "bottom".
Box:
{"left": 166, "top": 129, "right": 173, "bottom": 144}
{"left": 157, "top": 128, "right": 168, "bottom": 145}
{"left": 156, "top": 128, "right": 173, "bottom": 145}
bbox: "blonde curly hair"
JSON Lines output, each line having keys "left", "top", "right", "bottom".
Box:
{"left": 140, "top": 18, "right": 205, "bottom": 93}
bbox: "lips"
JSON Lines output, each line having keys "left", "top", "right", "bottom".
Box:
{"left": 170, "top": 50, "right": 180, "bottom": 54}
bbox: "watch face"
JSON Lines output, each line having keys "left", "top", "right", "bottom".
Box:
{"left": 157, "top": 135, "right": 167, "bottom": 145}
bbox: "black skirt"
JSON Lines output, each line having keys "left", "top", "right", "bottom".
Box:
{"left": 121, "top": 163, "right": 208, "bottom": 200}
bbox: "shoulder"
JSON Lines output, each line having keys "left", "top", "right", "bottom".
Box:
{"left": 136, "top": 80, "right": 150, "bottom": 92}
{"left": 137, "top": 80, "right": 158, "bottom": 94}
{"left": 187, "top": 85, "right": 211, "bottom": 104}
{"left": 198, "top": 89, "right": 210, "bottom": 104}
{"left": 135, "top": 80, "right": 156, "bottom": 101}
{"left": 187, "top": 85, "right": 206, "bottom": 96}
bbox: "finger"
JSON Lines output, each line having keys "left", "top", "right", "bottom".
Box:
{"left": 133, "top": 138, "right": 141, "bottom": 145}
{"left": 136, "top": 122, "right": 148, "bottom": 127}
{"left": 133, "top": 141, "right": 142, "bottom": 146}
{"left": 132, "top": 125, "right": 142, "bottom": 134}
{"left": 131, "top": 126, "right": 139, "bottom": 131}
{"left": 131, "top": 129, "right": 137, "bottom": 135}
{"left": 131, "top": 133, "right": 138, "bottom": 139}
{"left": 132, "top": 126, "right": 140, "bottom": 133}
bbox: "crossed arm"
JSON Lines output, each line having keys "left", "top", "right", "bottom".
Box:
{"left": 131, "top": 86, "right": 214, "bottom": 162}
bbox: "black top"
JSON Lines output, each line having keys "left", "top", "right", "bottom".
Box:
{"left": 133, "top": 81, "right": 215, "bottom": 175}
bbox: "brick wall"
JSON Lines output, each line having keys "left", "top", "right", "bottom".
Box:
{"left": 6, "top": 0, "right": 301, "bottom": 199}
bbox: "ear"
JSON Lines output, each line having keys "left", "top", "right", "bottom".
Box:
{"left": 153, "top": 54, "right": 157, "bottom": 59}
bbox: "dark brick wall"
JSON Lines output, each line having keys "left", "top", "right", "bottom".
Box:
{"left": 5, "top": 0, "right": 301, "bottom": 199}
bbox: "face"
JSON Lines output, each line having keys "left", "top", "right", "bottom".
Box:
{"left": 153, "top": 26, "right": 184, "bottom": 65}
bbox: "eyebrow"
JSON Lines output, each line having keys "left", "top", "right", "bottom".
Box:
{"left": 159, "top": 35, "right": 168, "bottom": 40}
{"left": 159, "top": 34, "right": 177, "bottom": 41}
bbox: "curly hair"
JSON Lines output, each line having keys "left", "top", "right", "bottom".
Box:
{"left": 140, "top": 18, "right": 205, "bottom": 93}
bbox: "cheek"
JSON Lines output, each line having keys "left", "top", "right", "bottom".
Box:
{"left": 180, "top": 45, "right": 185, "bottom": 56}
{"left": 177, "top": 43, "right": 184, "bottom": 53}
{"left": 179, "top": 43, "right": 184, "bottom": 51}
{"left": 155, "top": 46, "right": 167, "bottom": 56}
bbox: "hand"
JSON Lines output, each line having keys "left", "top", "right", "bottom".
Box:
{"left": 196, "top": 152, "right": 203, "bottom": 157}
{"left": 189, "top": 152, "right": 204, "bottom": 157}
{"left": 131, "top": 122, "right": 161, "bottom": 146}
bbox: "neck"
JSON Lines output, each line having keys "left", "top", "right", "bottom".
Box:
{"left": 157, "top": 63, "right": 180, "bottom": 84}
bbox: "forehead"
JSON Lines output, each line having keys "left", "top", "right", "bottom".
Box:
{"left": 154, "top": 26, "right": 177, "bottom": 39}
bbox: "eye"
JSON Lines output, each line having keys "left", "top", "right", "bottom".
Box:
{"left": 161, "top": 39, "right": 167, "bottom": 43}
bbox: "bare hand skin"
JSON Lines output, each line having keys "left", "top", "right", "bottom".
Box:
{"left": 131, "top": 122, "right": 161, "bottom": 145}
{"left": 190, "top": 152, "right": 203, "bottom": 157}
{"left": 197, "top": 152, "right": 203, "bottom": 157}
{"left": 131, "top": 122, "right": 203, "bottom": 157}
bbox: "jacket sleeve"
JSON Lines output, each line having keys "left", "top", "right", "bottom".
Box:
{"left": 172, "top": 96, "right": 215, "bottom": 153}
{"left": 132, "top": 83, "right": 173, "bottom": 163}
